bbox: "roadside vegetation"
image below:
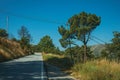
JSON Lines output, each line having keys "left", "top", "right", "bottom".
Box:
{"left": 72, "top": 59, "right": 120, "bottom": 80}
{"left": 41, "top": 12, "right": 120, "bottom": 80}
{"left": 43, "top": 53, "right": 72, "bottom": 70}
{"left": 0, "top": 26, "right": 33, "bottom": 62}
{"left": 34, "top": 35, "right": 60, "bottom": 54}
{"left": 1, "top": 11, "right": 120, "bottom": 80}
{"left": 43, "top": 53, "right": 120, "bottom": 80}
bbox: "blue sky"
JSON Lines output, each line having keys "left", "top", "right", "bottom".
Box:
{"left": 0, "top": 0, "right": 120, "bottom": 50}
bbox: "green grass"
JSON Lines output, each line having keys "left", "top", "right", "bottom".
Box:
{"left": 72, "top": 59, "right": 120, "bottom": 80}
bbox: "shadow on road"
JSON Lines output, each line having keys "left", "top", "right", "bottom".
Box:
{"left": 45, "top": 63, "right": 75, "bottom": 80}
{"left": 0, "top": 61, "right": 46, "bottom": 80}
{"left": 44, "top": 56, "right": 75, "bottom": 80}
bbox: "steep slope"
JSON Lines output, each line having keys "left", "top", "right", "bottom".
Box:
{"left": 0, "top": 37, "right": 31, "bottom": 62}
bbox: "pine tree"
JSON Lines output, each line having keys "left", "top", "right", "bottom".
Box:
{"left": 58, "top": 12, "right": 101, "bottom": 62}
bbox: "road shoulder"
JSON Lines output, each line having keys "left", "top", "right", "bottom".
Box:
{"left": 45, "top": 63, "right": 76, "bottom": 80}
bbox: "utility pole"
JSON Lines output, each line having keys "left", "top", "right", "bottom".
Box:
{"left": 6, "top": 16, "right": 9, "bottom": 33}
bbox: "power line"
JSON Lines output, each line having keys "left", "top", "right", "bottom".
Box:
{"left": 6, "top": 16, "right": 9, "bottom": 33}
{"left": 91, "top": 35, "right": 106, "bottom": 44}
{"left": 0, "top": 9, "right": 66, "bottom": 25}
{"left": 90, "top": 37, "right": 102, "bottom": 44}
{"left": 0, "top": 9, "right": 108, "bottom": 44}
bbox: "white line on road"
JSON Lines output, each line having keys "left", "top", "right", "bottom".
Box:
{"left": 34, "top": 52, "right": 47, "bottom": 80}
{"left": 39, "top": 53, "right": 44, "bottom": 80}
{"left": 0, "top": 52, "right": 47, "bottom": 80}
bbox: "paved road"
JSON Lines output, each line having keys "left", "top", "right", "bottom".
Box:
{"left": 0, "top": 53, "right": 47, "bottom": 80}
{"left": 46, "top": 64, "right": 76, "bottom": 80}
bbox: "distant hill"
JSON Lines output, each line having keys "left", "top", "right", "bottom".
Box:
{"left": 0, "top": 37, "right": 32, "bottom": 62}
{"left": 90, "top": 44, "right": 106, "bottom": 57}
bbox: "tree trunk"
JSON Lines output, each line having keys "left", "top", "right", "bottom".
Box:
{"left": 68, "top": 39, "right": 74, "bottom": 64}
{"left": 83, "top": 44, "right": 87, "bottom": 63}
{"left": 70, "top": 44, "right": 74, "bottom": 64}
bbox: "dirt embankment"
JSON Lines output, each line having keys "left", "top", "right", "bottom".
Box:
{"left": 0, "top": 37, "right": 32, "bottom": 62}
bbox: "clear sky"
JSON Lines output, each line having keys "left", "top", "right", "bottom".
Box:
{"left": 0, "top": 0, "right": 120, "bottom": 50}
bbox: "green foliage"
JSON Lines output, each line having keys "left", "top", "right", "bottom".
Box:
{"left": 20, "top": 37, "right": 30, "bottom": 49}
{"left": 37, "top": 35, "right": 56, "bottom": 53}
{"left": 65, "top": 46, "right": 94, "bottom": 63}
{"left": 101, "top": 31, "right": 120, "bottom": 61}
{"left": 101, "top": 49, "right": 109, "bottom": 58}
{"left": 18, "top": 26, "right": 31, "bottom": 49}
{"left": 18, "top": 26, "right": 32, "bottom": 54}
{"left": 68, "top": 12, "right": 101, "bottom": 62}
{"left": 43, "top": 53, "right": 72, "bottom": 70}
{"left": 11, "top": 37, "right": 18, "bottom": 42}
{"left": 31, "top": 45, "right": 39, "bottom": 52}
{"left": 53, "top": 47, "right": 61, "bottom": 54}
{"left": 68, "top": 12, "right": 101, "bottom": 39}
{"left": 65, "top": 46, "right": 83, "bottom": 63}
{"left": 0, "top": 28, "right": 8, "bottom": 38}
{"left": 58, "top": 12, "right": 101, "bottom": 62}
{"left": 58, "top": 26, "right": 74, "bottom": 48}
{"left": 18, "top": 26, "right": 31, "bottom": 40}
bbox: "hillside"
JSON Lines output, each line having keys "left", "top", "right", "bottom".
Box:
{"left": 0, "top": 37, "right": 32, "bottom": 62}
{"left": 91, "top": 44, "right": 105, "bottom": 57}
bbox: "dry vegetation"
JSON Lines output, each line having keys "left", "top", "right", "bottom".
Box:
{"left": 43, "top": 53, "right": 72, "bottom": 70}
{"left": 72, "top": 59, "right": 120, "bottom": 80}
{"left": 43, "top": 53, "right": 120, "bottom": 80}
{"left": 0, "top": 37, "right": 31, "bottom": 62}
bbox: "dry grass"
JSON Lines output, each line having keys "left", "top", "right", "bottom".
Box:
{"left": 43, "top": 53, "right": 64, "bottom": 60}
{"left": 72, "top": 59, "right": 120, "bottom": 80}
{"left": 0, "top": 37, "right": 29, "bottom": 62}
{"left": 43, "top": 53, "right": 72, "bottom": 70}
{"left": 43, "top": 53, "right": 120, "bottom": 80}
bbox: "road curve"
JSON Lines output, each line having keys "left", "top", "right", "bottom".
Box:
{"left": 0, "top": 53, "right": 47, "bottom": 80}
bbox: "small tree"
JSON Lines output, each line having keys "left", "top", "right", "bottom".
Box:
{"left": 38, "top": 35, "right": 55, "bottom": 53}
{"left": 0, "top": 28, "right": 8, "bottom": 38}
{"left": 18, "top": 26, "right": 31, "bottom": 49}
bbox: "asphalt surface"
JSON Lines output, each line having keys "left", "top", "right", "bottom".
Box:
{"left": 46, "top": 64, "right": 76, "bottom": 80}
{"left": 0, "top": 53, "right": 47, "bottom": 80}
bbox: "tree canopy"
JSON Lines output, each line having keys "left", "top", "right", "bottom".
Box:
{"left": 37, "top": 35, "right": 55, "bottom": 53}
{"left": 0, "top": 28, "right": 8, "bottom": 38}
{"left": 58, "top": 12, "right": 101, "bottom": 62}
{"left": 18, "top": 26, "right": 31, "bottom": 40}
{"left": 18, "top": 26, "right": 31, "bottom": 49}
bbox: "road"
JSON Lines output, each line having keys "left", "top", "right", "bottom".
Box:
{"left": 46, "top": 64, "right": 76, "bottom": 80}
{"left": 0, "top": 53, "right": 47, "bottom": 80}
